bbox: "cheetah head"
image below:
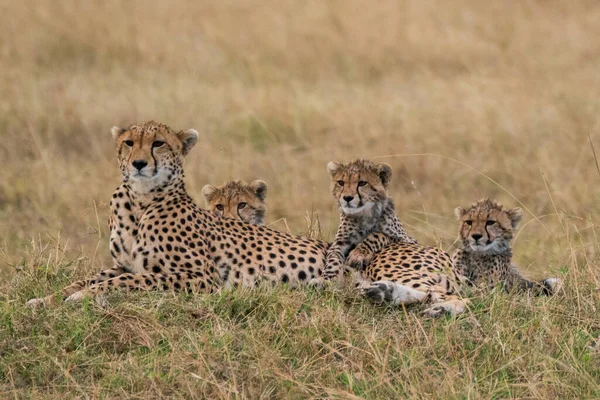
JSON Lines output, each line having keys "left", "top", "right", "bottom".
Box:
{"left": 202, "top": 180, "right": 268, "bottom": 225}
{"left": 455, "top": 198, "right": 522, "bottom": 255}
{"left": 111, "top": 121, "right": 198, "bottom": 193}
{"left": 327, "top": 159, "right": 392, "bottom": 216}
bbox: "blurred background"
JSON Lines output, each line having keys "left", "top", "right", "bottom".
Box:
{"left": 1, "top": 0, "right": 599, "bottom": 279}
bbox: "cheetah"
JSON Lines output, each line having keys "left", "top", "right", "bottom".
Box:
{"left": 313, "top": 159, "right": 467, "bottom": 316}
{"left": 362, "top": 242, "right": 468, "bottom": 316}
{"left": 315, "top": 159, "right": 416, "bottom": 284}
{"left": 27, "top": 121, "right": 328, "bottom": 307}
{"left": 453, "top": 198, "right": 560, "bottom": 295}
{"left": 202, "top": 180, "right": 268, "bottom": 225}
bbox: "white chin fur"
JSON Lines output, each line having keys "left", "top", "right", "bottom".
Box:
{"left": 128, "top": 168, "right": 170, "bottom": 193}
{"left": 341, "top": 202, "right": 374, "bottom": 215}
{"left": 469, "top": 241, "right": 499, "bottom": 253}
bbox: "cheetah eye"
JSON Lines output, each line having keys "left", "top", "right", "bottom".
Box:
{"left": 486, "top": 220, "right": 496, "bottom": 226}
{"left": 152, "top": 140, "right": 165, "bottom": 148}
{"left": 238, "top": 202, "right": 247, "bottom": 210}
{"left": 358, "top": 181, "right": 368, "bottom": 187}
{"left": 337, "top": 180, "right": 345, "bottom": 186}
{"left": 465, "top": 220, "right": 472, "bottom": 226}
{"left": 215, "top": 204, "right": 224, "bottom": 211}
{"left": 124, "top": 140, "right": 134, "bottom": 147}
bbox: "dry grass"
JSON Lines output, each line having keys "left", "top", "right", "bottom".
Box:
{"left": 1, "top": 0, "right": 600, "bottom": 398}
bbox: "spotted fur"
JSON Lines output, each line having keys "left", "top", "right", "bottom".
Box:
{"left": 27, "top": 121, "right": 328, "bottom": 307}
{"left": 358, "top": 239, "right": 469, "bottom": 316}
{"left": 316, "top": 159, "right": 415, "bottom": 284}
{"left": 312, "top": 159, "right": 467, "bottom": 316}
{"left": 202, "top": 180, "right": 267, "bottom": 225}
{"left": 453, "top": 198, "right": 560, "bottom": 295}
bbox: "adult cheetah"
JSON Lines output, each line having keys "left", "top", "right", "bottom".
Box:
{"left": 27, "top": 121, "right": 328, "bottom": 306}
{"left": 202, "top": 180, "right": 268, "bottom": 225}
{"left": 453, "top": 198, "right": 560, "bottom": 294}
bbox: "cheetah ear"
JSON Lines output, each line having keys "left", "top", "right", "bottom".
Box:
{"left": 178, "top": 129, "right": 199, "bottom": 156}
{"left": 507, "top": 207, "right": 523, "bottom": 229}
{"left": 377, "top": 163, "right": 392, "bottom": 186}
{"left": 327, "top": 161, "right": 341, "bottom": 176}
{"left": 202, "top": 184, "right": 217, "bottom": 202}
{"left": 111, "top": 126, "right": 126, "bottom": 141}
{"left": 249, "top": 180, "right": 268, "bottom": 202}
{"left": 454, "top": 206, "right": 466, "bottom": 220}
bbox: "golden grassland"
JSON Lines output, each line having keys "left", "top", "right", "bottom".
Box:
{"left": 1, "top": 0, "right": 600, "bottom": 398}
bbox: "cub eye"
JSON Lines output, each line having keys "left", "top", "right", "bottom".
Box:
{"left": 486, "top": 220, "right": 496, "bottom": 226}
{"left": 124, "top": 140, "right": 134, "bottom": 147}
{"left": 215, "top": 204, "right": 224, "bottom": 211}
{"left": 358, "top": 181, "right": 368, "bottom": 187}
{"left": 238, "top": 202, "right": 247, "bottom": 210}
{"left": 152, "top": 140, "right": 165, "bottom": 148}
{"left": 337, "top": 180, "right": 345, "bottom": 186}
{"left": 465, "top": 220, "right": 473, "bottom": 226}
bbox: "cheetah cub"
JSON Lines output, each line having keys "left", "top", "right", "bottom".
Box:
{"left": 453, "top": 198, "right": 560, "bottom": 295}
{"left": 318, "top": 159, "right": 416, "bottom": 283}
{"left": 202, "top": 180, "right": 268, "bottom": 225}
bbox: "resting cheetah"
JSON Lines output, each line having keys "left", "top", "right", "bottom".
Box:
{"left": 453, "top": 198, "right": 560, "bottom": 294}
{"left": 202, "top": 180, "right": 268, "bottom": 225}
{"left": 311, "top": 159, "right": 466, "bottom": 315}
{"left": 27, "top": 121, "right": 328, "bottom": 307}
{"left": 362, "top": 241, "right": 468, "bottom": 316}
{"left": 317, "top": 159, "right": 416, "bottom": 283}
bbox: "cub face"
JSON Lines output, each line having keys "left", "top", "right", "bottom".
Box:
{"left": 202, "top": 180, "right": 268, "bottom": 225}
{"left": 111, "top": 121, "right": 198, "bottom": 191}
{"left": 327, "top": 159, "right": 392, "bottom": 216}
{"left": 455, "top": 198, "right": 522, "bottom": 254}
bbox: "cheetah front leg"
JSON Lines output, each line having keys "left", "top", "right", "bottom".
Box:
{"left": 65, "top": 271, "right": 217, "bottom": 302}
{"left": 346, "top": 232, "right": 393, "bottom": 271}
{"left": 421, "top": 282, "right": 470, "bottom": 317}
{"left": 27, "top": 266, "right": 129, "bottom": 308}
{"left": 309, "top": 238, "right": 352, "bottom": 287}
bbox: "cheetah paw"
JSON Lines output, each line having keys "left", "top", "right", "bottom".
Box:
{"left": 422, "top": 299, "right": 470, "bottom": 317}
{"left": 543, "top": 278, "right": 562, "bottom": 295}
{"left": 345, "top": 249, "right": 373, "bottom": 271}
{"left": 26, "top": 297, "right": 46, "bottom": 308}
{"left": 308, "top": 277, "right": 326, "bottom": 288}
{"left": 65, "top": 291, "right": 87, "bottom": 302}
{"left": 308, "top": 276, "right": 337, "bottom": 289}
{"left": 365, "top": 281, "right": 428, "bottom": 306}
{"left": 422, "top": 305, "right": 446, "bottom": 318}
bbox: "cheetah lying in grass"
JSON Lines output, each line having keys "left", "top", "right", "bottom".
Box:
{"left": 27, "top": 121, "right": 329, "bottom": 307}
{"left": 316, "top": 159, "right": 416, "bottom": 284}
{"left": 202, "top": 180, "right": 268, "bottom": 225}
{"left": 319, "top": 159, "right": 468, "bottom": 316}
{"left": 453, "top": 198, "right": 561, "bottom": 295}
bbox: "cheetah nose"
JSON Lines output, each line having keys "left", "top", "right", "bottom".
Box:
{"left": 132, "top": 160, "right": 148, "bottom": 171}
{"left": 343, "top": 195, "right": 354, "bottom": 203}
{"left": 471, "top": 234, "right": 483, "bottom": 241}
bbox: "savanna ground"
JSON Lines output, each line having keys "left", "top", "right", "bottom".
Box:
{"left": 1, "top": 0, "right": 600, "bottom": 398}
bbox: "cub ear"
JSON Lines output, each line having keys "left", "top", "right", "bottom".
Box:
{"left": 111, "top": 126, "right": 126, "bottom": 141}
{"left": 327, "top": 161, "right": 341, "bottom": 176}
{"left": 507, "top": 207, "right": 523, "bottom": 229}
{"left": 249, "top": 180, "right": 268, "bottom": 202}
{"left": 178, "top": 129, "right": 199, "bottom": 155}
{"left": 202, "top": 185, "right": 217, "bottom": 202}
{"left": 377, "top": 163, "right": 392, "bottom": 186}
{"left": 454, "top": 206, "right": 466, "bottom": 220}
